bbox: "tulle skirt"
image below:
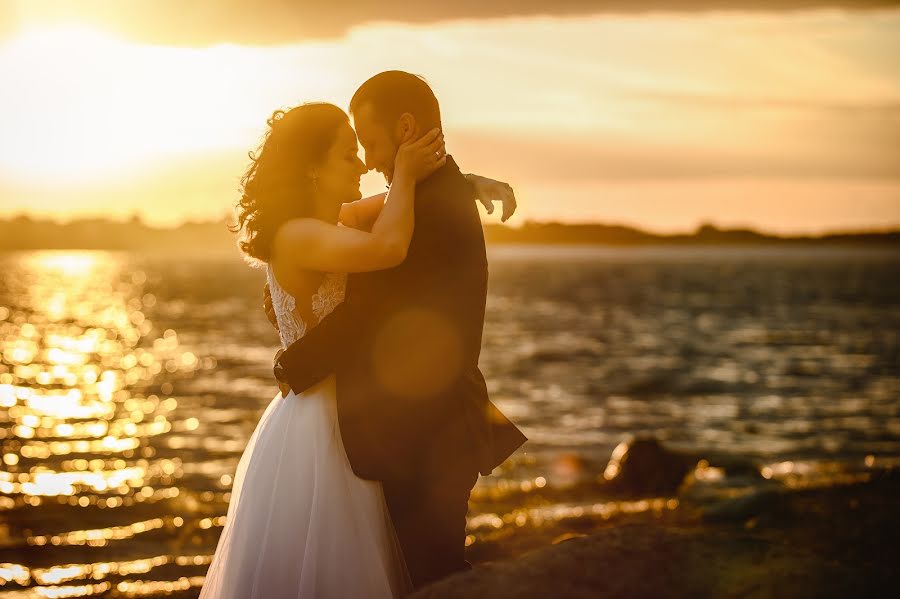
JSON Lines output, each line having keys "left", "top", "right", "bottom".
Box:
{"left": 199, "top": 375, "right": 412, "bottom": 599}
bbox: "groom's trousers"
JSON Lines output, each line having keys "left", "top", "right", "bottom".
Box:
{"left": 383, "top": 462, "right": 479, "bottom": 589}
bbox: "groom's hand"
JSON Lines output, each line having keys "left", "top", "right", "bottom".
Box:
{"left": 264, "top": 284, "right": 279, "bottom": 332}
{"left": 273, "top": 348, "right": 291, "bottom": 396}
{"left": 267, "top": 287, "right": 290, "bottom": 396}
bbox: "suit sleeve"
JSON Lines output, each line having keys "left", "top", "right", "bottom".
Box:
{"left": 275, "top": 300, "right": 360, "bottom": 393}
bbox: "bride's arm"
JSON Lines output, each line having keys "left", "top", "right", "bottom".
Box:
{"left": 339, "top": 173, "right": 517, "bottom": 233}
{"left": 338, "top": 192, "right": 387, "bottom": 232}
{"left": 273, "top": 129, "right": 445, "bottom": 273}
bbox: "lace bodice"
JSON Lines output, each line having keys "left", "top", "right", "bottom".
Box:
{"left": 267, "top": 265, "right": 347, "bottom": 348}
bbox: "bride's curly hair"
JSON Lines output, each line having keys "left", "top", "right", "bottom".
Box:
{"left": 231, "top": 102, "right": 349, "bottom": 262}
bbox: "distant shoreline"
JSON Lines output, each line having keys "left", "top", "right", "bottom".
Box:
{"left": 0, "top": 216, "right": 897, "bottom": 251}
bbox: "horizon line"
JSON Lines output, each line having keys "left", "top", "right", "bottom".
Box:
{"left": 2, "top": 213, "right": 899, "bottom": 238}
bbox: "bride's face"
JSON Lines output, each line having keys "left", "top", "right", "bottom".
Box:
{"left": 315, "top": 122, "right": 368, "bottom": 206}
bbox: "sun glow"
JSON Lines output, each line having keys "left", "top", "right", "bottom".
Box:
{"left": 26, "top": 251, "right": 107, "bottom": 276}
{"left": 1, "top": 12, "right": 898, "bottom": 230}
{"left": 0, "top": 25, "right": 289, "bottom": 185}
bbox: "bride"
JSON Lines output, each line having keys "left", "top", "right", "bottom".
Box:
{"left": 199, "top": 102, "right": 513, "bottom": 598}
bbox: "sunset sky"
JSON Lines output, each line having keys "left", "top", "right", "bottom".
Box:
{"left": 1, "top": 1, "right": 899, "bottom": 233}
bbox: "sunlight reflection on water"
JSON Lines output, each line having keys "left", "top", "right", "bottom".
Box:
{"left": 1, "top": 247, "right": 898, "bottom": 595}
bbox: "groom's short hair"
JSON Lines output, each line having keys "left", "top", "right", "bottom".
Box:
{"left": 350, "top": 70, "right": 441, "bottom": 132}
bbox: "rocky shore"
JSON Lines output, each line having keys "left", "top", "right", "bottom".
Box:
{"left": 415, "top": 440, "right": 899, "bottom": 599}
{"left": 3, "top": 437, "right": 896, "bottom": 598}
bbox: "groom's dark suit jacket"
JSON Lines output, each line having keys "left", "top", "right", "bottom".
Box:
{"left": 277, "top": 157, "right": 526, "bottom": 484}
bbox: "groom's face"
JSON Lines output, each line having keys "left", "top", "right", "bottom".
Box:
{"left": 352, "top": 103, "right": 401, "bottom": 183}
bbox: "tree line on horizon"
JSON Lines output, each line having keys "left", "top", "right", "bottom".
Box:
{"left": 0, "top": 214, "right": 897, "bottom": 251}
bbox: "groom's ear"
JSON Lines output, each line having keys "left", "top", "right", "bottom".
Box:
{"left": 395, "top": 112, "right": 417, "bottom": 143}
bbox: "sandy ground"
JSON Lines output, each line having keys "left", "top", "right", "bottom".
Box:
{"left": 414, "top": 471, "right": 899, "bottom": 598}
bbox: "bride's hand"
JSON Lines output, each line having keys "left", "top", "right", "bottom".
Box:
{"left": 467, "top": 174, "right": 518, "bottom": 222}
{"left": 393, "top": 128, "right": 446, "bottom": 183}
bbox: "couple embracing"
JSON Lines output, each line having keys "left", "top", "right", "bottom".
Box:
{"left": 199, "top": 71, "right": 526, "bottom": 598}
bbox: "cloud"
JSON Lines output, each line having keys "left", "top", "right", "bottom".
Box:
{"left": 3, "top": 9, "right": 898, "bottom": 187}
{"left": 7, "top": 0, "right": 900, "bottom": 45}
{"left": 450, "top": 121, "right": 900, "bottom": 182}
{"left": 628, "top": 90, "right": 900, "bottom": 117}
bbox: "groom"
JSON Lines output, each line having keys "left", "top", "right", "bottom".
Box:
{"left": 273, "top": 71, "right": 527, "bottom": 588}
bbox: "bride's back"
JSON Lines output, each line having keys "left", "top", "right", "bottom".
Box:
{"left": 267, "top": 258, "right": 346, "bottom": 349}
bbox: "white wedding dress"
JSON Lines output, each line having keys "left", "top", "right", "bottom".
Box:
{"left": 199, "top": 265, "right": 412, "bottom": 599}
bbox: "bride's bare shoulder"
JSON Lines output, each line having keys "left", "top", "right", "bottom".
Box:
{"left": 272, "top": 218, "right": 334, "bottom": 257}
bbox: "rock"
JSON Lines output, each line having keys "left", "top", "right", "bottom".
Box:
{"left": 602, "top": 436, "right": 696, "bottom": 497}
{"left": 412, "top": 471, "right": 900, "bottom": 599}
{"left": 677, "top": 458, "right": 781, "bottom": 509}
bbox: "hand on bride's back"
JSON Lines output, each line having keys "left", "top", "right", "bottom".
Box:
{"left": 393, "top": 128, "right": 446, "bottom": 183}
